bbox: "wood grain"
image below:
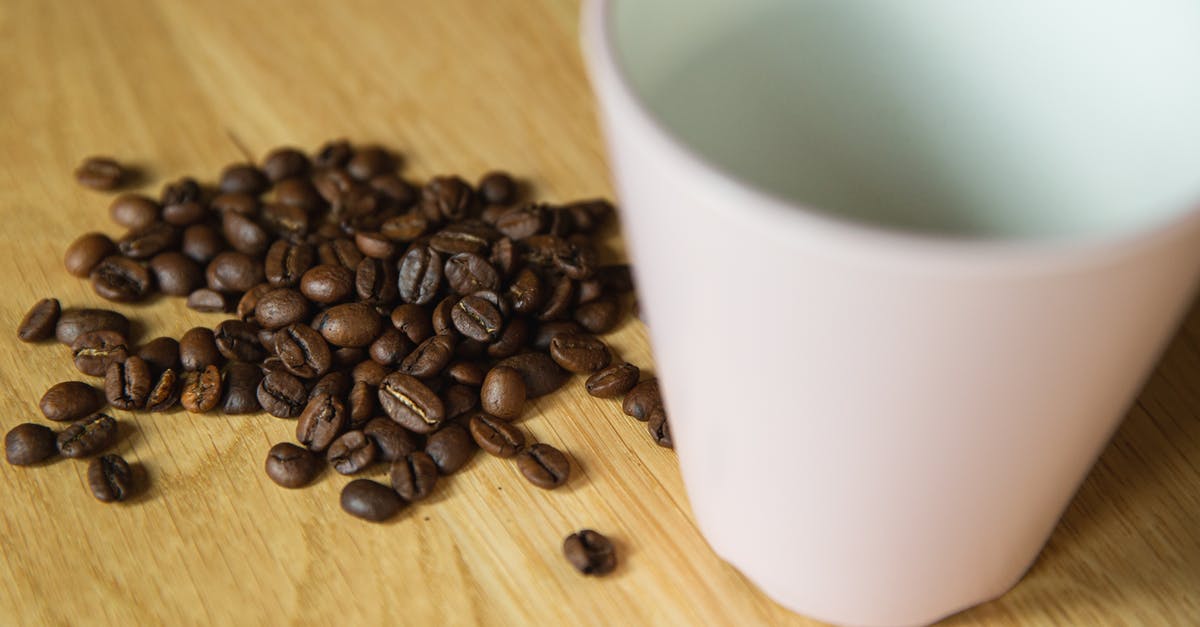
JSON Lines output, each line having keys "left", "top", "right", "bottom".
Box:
{"left": 0, "top": 1, "right": 1196, "bottom": 625}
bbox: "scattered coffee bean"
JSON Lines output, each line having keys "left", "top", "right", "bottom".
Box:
{"left": 40, "top": 381, "right": 104, "bottom": 422}
{"left": 118, "top": 223, "right": 178, "bottom": 259}
{"left": 214, "top": 320, "right": 267, "bottom": 362}
{"left": 18, "top": 298, "right": 61, "bottom": 342}
{"left": 574, "top": 296, "right": 621, "bottom": 334}
{"left": 149, "top": 252, "right": 203, "bottom": 296}
{"left": 622, "top": 379, "right": 662, "bottom": 421}
{"left": 391, "top": 303, "right": 434, "bottom": 344}
{"left": 108, "top": 194, "right": 159, "bottom": 230}
{"left": 180, "top": 364, "right": 222, "bottom": 413}
{"left": 88, "top": 454, "right": 133, "bottom": 502}
{"left": 424, "top": 423, "right": 475, "bottom": 475}
{"left": 468, "top": 412, "right": 525, "bottom": 458}
{"left": 90, "top": 255, "right": 153, "bottom": 302}
{"left": 262, "top": 147, "right": 310, "bottom": 182}
{"left": 398, "top": 246, "right": 444, "bottom": 305}
{"left": 451, "top": 294, "right": 503, "bottom": 342}
{"left": 647, "top": 407, "right": 673, "bottom": 448}
{"left": 5, "top": 423, "right": 58, "bottom": 466}
{"left": 55, "top": 309, "right": 129, "bottom": 346}
{"left": 562, "top": 529, "right": 617, "bottom": 576}
{"left": 206, "top": 251, "right": 264, "bottom": 293}
{"left": 64, "top": 233, "right": 118, "bottom": 278}
{"left": 481, "top": 366, "right": 525, "bottom": 420}
{"left": 75, "top": 156, "right": 124, "bottom": 190}
{"left": 72, "top": 330, "right": 130, "bottom": 377}
{"left": 315, "top": 302, "right": 382, "bottom": 347}
{"left": 105, "top": 356, "right": 151, "bottom": 410}
{"left": 421, "top": 175, "right": 474, "bottom": 221}
{"left": 447, "top": 360, "right": 485, "bottom": 387}
{"left": 265, "top": 442, "right": 322, "bottom": 488}
{"left": 585, "top": 363, "right": 639, "bottom": 399}
{"left": 56, "top": 413, "right": 117, "bottom": 458}
{"left": 341, "top": 478, "right": 403, "bottom": 522}
{"left": 399, "top": 334, "right": 456, "bottom": 378}
{"left": 516, "top": 443, "right": 570, "bottom": 489}
{"left": 549, "top": 334, "right": 610, "bottom": 374}
{"left": 478, "top": 171, "right": 517, "bottom": 205}
{"left": 390, "top": 451, "right": 438, "bottom": 501}
{"left": 327, "top": 430, "right": 377, "bottom": 475}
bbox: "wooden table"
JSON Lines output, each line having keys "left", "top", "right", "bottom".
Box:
{"left": 1, "top": 1, "right": 1196, "bottom": 624}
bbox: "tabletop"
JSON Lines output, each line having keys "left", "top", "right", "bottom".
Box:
{"left": 1, "top": 1, "right": 1197, "bottom": 625}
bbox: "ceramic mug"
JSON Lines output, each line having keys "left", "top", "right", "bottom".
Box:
{"left": 582, "top": 1, "right": 1200, "bottom": 625}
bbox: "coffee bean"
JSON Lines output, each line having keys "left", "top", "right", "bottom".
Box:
{"left": 421, "top": 175, "right": 474, "bottom": 221}
{"left": 88, "top": 454, "right": 133, "bottom": 503}
{"left": 212, "top": 191, "right": 258, "bottom": 216}
{"left": 105, "top": 356, "right": 151, "bottom": 410}
{"left": 221, "top": 361, "right": 263, "bottom": 414}
{"left": 182, "top": 224, "right": 224, "bottom": 264}
{"left": 40, "top": 381, "right": 103, "bottom": 422}
{"left": 300, "top": 264, "right": 354, "bottom": 304}
{"left": 444, "top": 252, "right": 500, "bottom": 295}
{"left": 257, "top": 370, "right": 307, "bottom": 418}
{"left": 72, "top": 330, "right": 130, "bottom": 377}
{"left": 486, "top": 316, "right": 531, "bottom": 359}
{"left": 222, "top": 211, "right": 271, "bottom": 256}
{"left": 468, "top": 412, "right": 525, "bottom": 458}
{"left": 496, "top": 353, "right": 568, "bottom": 398}
{"left": 348, "top": 380, "right": 377, "bottom": 427}
{"left": 381, "top": 211, "right": 429, "bottom": 241}
{"left": 253, "top": 288, "right": 309, "bottom": 330}
{"left": 549, "top": 334, "right": 611, "bottom": 374}
{"left": 187, "top": 288, "right": 232, "bottom": 313}
{"left": 516, "top": 443, "right": 570, "bottom": 489}
{"left": 108, "top": 194, "right": 159, "bottom": 230}
{"left": 424, "top": 423, "right": 475, "bottom": 475}
{"left": 391, "top": 303, "right": 434, "bottom": 344}
{"left": 394, "top": 335, "right": 453, "bottom": 379}
{"left": 490, "top": 237, "right": 517, "bottom": 277}
{"left": 206, "top": 251, "right": 265, "bottom": 293}
{"left": 538, "top": 274, "right": 576, "bottom": 321}
{"left": 327, "top": 430, "right": 377, "bottom": 475}
{"left": 265, "top": 442, "right": 322, "bottom": 488}
{"left": 340, "top": 478, "right": 402, "bottom": 522}
{"left": 562, "top": 529, "right": 617, "bottom": 576}
{"left": 55, "top": 309, "right": 128, "bottom": 346}
{"left": 431, "top": 295, "right": 460, "bottom": 336}
{"left": 75, "top": 156, "right": 124, "bottom": 190}
{"left": 398, "top": 246, "right": 443, "bottom": 305}
{"left": 262, "top": 147, "right": 310, "bottom": 182}
{"left": 316, "top": 237, "right": 364, "bottom": 269}
{"left": 56, "top": 413, "right": 117, "bottom": 458}
{"left": 132, "top": 337, "right": 179, "bottom": 376}
{"left": 149, "top": 252, "right": 202, "bottom": 296}
{"left": 378, "top": 372, "right": 444, "bottom": 434}
{"left": 447, "top": 361, "right": 485, "bottom": 387}
{"left": 219, "top": 163, "right": 269, "bottom": 195}
{"left": 478, "top": 171, "right": 517, "bottom": 206}
{"left": 273, "top": 179, "right": 324, "bottom": 215}
{"left": 161, "top": 198, "right": 207, "bottom": 226}
{"left": 180, "top": 365, "right": 222, "bottom": 413}
{"left": 364, "top": 417, "right": 419, "bottom": 462}
{"left": 585, "top": 363, "right": 639, "bottom": 399}
{"left": 315, "top": 302, "right": 382, "bottom": 348}
{"left": 211, "top": 320, "right": 265, "bottom": 362}
{"left": 390, "top": 451, "right": 438, "bottom": 501}
{"left": 647, "top": 407, "right": 673, "bottom": 448}
{"left": 429, "top": 221, "right": 498, "bottom": 256}
{"left": 235, "top": 283, "right": 271, "bottom": 322}
{"left": 160, "top": 176, "right": 203, "bottom": 206}
{"left": 352, "top": 359, "right": 388, "bottom": 386}
{"left": 370, "top": 173, "right": 417, "bottom": 208}
{"left": 622, "top": 379, "right": 662, "bottom": 421}
{"left": 90, "top": 256, "right": 153, "bottom": 302}
{"left": 272, "top": 324, "right": 330, "bottom": 378}
{"left": 552, "top": 241, "right": 596, "bottom": 280}
{"left": 352, "top": 231, "right": 395, "bottom": 259}
{"left": 18, "top": 298, "right": 61, "bottom": 342}
{"left": 451, "top": 294, "right": 503, "bottom": 342}
{"left": 264, "top": 240, "right": 314, "bottom": 288}
{"left": 442, "top": 383, "right": 479, "bottom": 420}
{"left": 574, "top": 296, "right": 620, "bottom": 334}
{"left": 353, "top": 257, "right": 397, "bottom": 305}
{"left": 117, "top": 223, "right": 178, "bottom": 260}
{"left": 575, "top": 279, "right": 604, "bottom": 305}
{"left": 64, "top": 233, "right": 118, "bottom": 278}
{"left": 145, "top": 368, "right": 180, "bottom": 412}
{"left": 368, "top": 328, "right": 412, "bottom": 366}
{"left": 480, "top": 366, "right": 526, "bottom": 420}
{"left": 5, "top": 423, "right": 57, "bottom": 466}
{"left": 496, "top": 204, "right": 547, "bottom": 240}
{"left": 296, "top": 392, "right": 347, "bottom": 452}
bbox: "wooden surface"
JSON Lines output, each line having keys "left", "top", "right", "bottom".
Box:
{"left": 0, "top": 1, "right": 1197, "bottom": 625}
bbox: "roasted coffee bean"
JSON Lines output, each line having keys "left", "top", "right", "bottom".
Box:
{"left": 180, "top": 365, "right": 222, "bottom": 413}
{"left": 5, "top": 423, "right": 58, "bottom": 465}
{"left": 380, "top": 211, "right": 429, "bottom": 241}
{"left": 340, "top": 478, "right": 402, "bottom": 522}
{"left": 260, "top": 202, "right": 310, "bottom": 241}
{"left": 421, "top": 175, "right": 474, "bottom": 221}
{"left": 508, "top": 267, "right": 543, "bottom": 315}
{"left": 575, "top": 295, "right": 620, "bottom": 334}
{"left": 364, "top": 417, "right": 419, "bottom": 462}
{"left": 179, "top": 327, "right": 221, "bottom": 371}
{"left": 353, "top": 231, "right": 395, "bottom": 259}
{"left": 149, "top": 252, "right": 202, "bottom": 296}
{"left": 135, "top": 337, "right": 180, "bottom": 375}
{"left": 18, "top": 298, "right": 60, "bottom": 342}
{"left": 327, "top": 430, "right": 377, "bottom": 475}
{"left": 390, "top": 303, "right": 434, "bottom": 344}
{"left": 65, "top": 232, "right": 118, "bottom": 278}
{"left": 206, "top": 251, "right": 265, "bottom": 293}
{"left": 75, "top": 156, "right": 124, "bottom": 190}
{"left": 253, "top": 288, "right": 309, "bottom": 330}
{"left": 585, "top": 363, "right": 639, "bottom": 399}
{"left": 480, "top": 366, "right": 526, "bottom": 420}
{"left": 56, "top": 413, "right": 117, "bottom": 458}
{"left": 487, "top": 316, "right": 531, "bottom": 359}
{"left": 398, "top": 246, "right": 443, "bottom": 305}
{"left": 72, "top": 330, "right": 129, "bottom": 377}
{"left": 273, "top": 323, "right": 332, "bottom": 378}
{"left": 370, "top": 173, "right": 417, "bottom": 207}
{"left": 105, "top": 356, "right": 151, "bottom": 410}
{"left": 161, "top": 177, "right": 202, "bottom": 206}
{"left": 257, "top": 370, "right": 307, "bottom": 418}
{"left": 399, "top": 335, "right": 456, "bottom": 378}
{"left": 161, "top": 198, "right": 207, "bottom": 226}
{"left": 647, "top": 407, "right": 673, "bottom": 448}
{"left": 424, "top": 423, "right": 474, "bottom": 474}
{"left": 622, "top": 379, "right": 662, "bottom": 421}
{"left": 344, "top": 146, "right": 393, "bottom": 180}
{"left": 219, "top": 163, "right": 269, "bottom": 195}
{"left": 478, "top": 171, "right": 517, "bottom": 205}
{"left": 265, "top": 442, "right": 322, "bottom": 488}
{"left": 552, "top": 241, "right": 596, "bottom": 280}
{"left": 447, "top": 361, "right": 485, "bottom": 387}
{"left": 516, "top": 443, "right": 570, "bottom": 489}
{"left": 431, "top": 295, "right": 459, "bottom": 336}
{"left": 309, "top": 371, "right": 350, "bottom": 400}
{"left": 220, "top": 361, "right": 263, "bottom": 414}
{"left": 236, "top": 283, "right": 272, "bottom": 321}
{"left": 390, "top": 451, "right": 438, "bottom": 501}
{"left": 315, "top": 302, "right": 382, "bottom": 347}
{"left": 211, "top": 191, "right": 258, "bottom": 215}
{"left": 549, "top": 334, "right": 611, "bottom": 374}
{"left": 187, "top": 288, "right": 232, "bottom": 313}
{"left": 40, "top": 381, "right": 103, "bottom": 422}
{"left": 496, "top": 353, "right": 569, "bottom": 398}
{"left": 56, "top": 308, "right": 129, "bottom": 345}
{"left": 264, "top": 240, "right": 314, "bottom": 288}
{"left": 181, "top": 224, "right": 224, "bottom": 264}
{"left": 317, "top": 238, "right": 364, "bottom": 269}
{"left": 468, "top": 412, "right": 525, "bottom": 458}
{"left": 145, "top": 368, "right": 180, "bottom": 412}
{"left": 443, "top": 383, "right": 479, "bottom": 419}
{"left": 444, "top": 252, "right": 500, "bottom": 295}
{"left": 369, "top": 328, "right": 412, "bottom": 366}
{"left": 88, "top": 454, "right": 132, "bottom": 503}
{"left": 262, "top": 147, "right": 310, "bottom": 182}
{"left": 496, "top": 204, "right": 547, "bottom": 240}
{"left": 222, "top": 211, "right": 270, "bottom": 256}
{"left": 117, "top": 223, "right": 177, "bottom": 260}
{"left": 352, "top": 359, "right": 388, "bottom": 386}
{"left": 429, "top": 221, "right": 497, "bottom": 256}
{"left": 563, "top": 530, "right": 617, "bottom": 576}
{"left": 538, "top": 274, "right": 575, "bottom": 321}
{"left": 273, "top": 178, "right": 324, "bottom": 213}
{"left": 490, "top": 236, "right": 517, "bottom": 277}
{"left": 348, "top": 380, "right": 376, "bottom": 427}
{"left": 90, "top": 256, "right": 152, "bottom": 302}
{"left": 214, "top": 320, "right": 267, "bottom": 362}
{"left": 313, "top": 138, "right": 352, "bottom": 168}
{"left": 108, "top": 194, "right": 159, "bottom": 230}
{"left": 296, "top": 392, "right": 347, "bottom": 452}
{"left": 299, "top": 264, "right": 353, "bottom": 305}
{"left": 451, "top": 295, "right": 503, "bottom": 342}
{"left": 481, "top": 202, "right": 512, "bottom": 225}
{"left": 378, "top": 372, "right": 444, "bottom": 434}
{"left": 355, "top": 257, "right": 398, "bottom": 305}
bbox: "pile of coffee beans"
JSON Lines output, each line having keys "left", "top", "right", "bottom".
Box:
{"left": 9, "top": 140, "right": 675, "bottom": 574}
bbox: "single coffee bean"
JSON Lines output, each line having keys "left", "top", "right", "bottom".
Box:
{"left": 161, "top": 197, "right": 208, "bottom": 226}
{"left": 253, "top": 288, "right": 309, "bottom": 330}
{"left": 622, "top": 379, "right": 662, "bottom": 421}
{"left": 75, "top": 156, "right": 124, "bottom": 190}
{"left": 265, "top": 442, "right": 322, "bottom": 488}
{"left": 355, "top": 257, "right": 398, "bottom": 304}
{"left": 314, "top": 138, "right": 353, "bottom": 168}
{"left": 180, "top": 365, "right": 222, "bottom": 413}
{"left": 574, "top": 295, "right": 620, "bottom": 334}
{"left": 314, "top": 237, "right": 362, "bottom": 269}
{"left": 429, "top": 221, "right": 498, "bottom": 256}
{"left": 442, "top": 383, "right": 479, "bottom": 420}
{"left": 585, "top": 363, "right": 639, "bottom": 399}
{"left": 444, "top": 252, "right": 500, "bottom": 295}
{"left": 40, "top": 381, "right": 103, "bottom": 422}
{"left": 300, "top": 264, "right": 355, "bottom": 304}
{"left": 378, "top": 372, "right": 445, "bottom": 434}
{"left": 370, "top": 173, "right": 418, "bottom": 207}
{"left": 352, "top": 359, "right": 388, "bottom": 386}
{"left": 314, "top": 302, "right": 382, "bottom": 347}
{"left": 149, "top": 252, "right": 203, "bottom": 296}
{"left": 187, "top": 288, "right": 232, "bottom": 313}
{"left": 90, "top": 256, "right": 153, "bottom": 302}
{"left": 537, "top": 274, "right": 576, "bottom": 321}
{"left": 5, "top": 423, "right": 57, "bottom": 466}
{"left": 55, "top": 308, "right": 129, "bottom": 345}
{"left": 274, "top": 324, "right": 332, "bottom": 378}
{"left": 327, "top": 430, "right": 377, "bottom": 475}
{"left": 397, "top": 246, "right": 443, "bottom": 305}
{"left": 262, "top": 202, "right": 312, "bottom": 242}
{"left": 211, "top": 191, "right": 258, "bottom": 216}
{"left": 552, "top": 241, "right": 596, "bottom": 280}
{"left": 486, "top": 316, "right": 531, "bottom": 359}
{"left": 480, "top": 366, "right": 526, "bottom": 420}
{"left": 135, "top": 337, "right": 180, "bottom": 375}
{"left": 421, "top": 175, "right": 475, "bottom": 221}
{"left": 496, "top": 353, "right": 569, "bottom": 398}
{"left": 549, "top": 334, "right": 611, "bottom": 374}
{"left": 214, "top": 319, "right": 267, "bottom": 362}
{"left": 108, "top": 194, "right": 159, "bottom": 230}
{"left": 182, "top": 224, "right": 224, "bottom": 264}
{"left": 17, "top": 298, "right": 61, "bottom": 342}
{"left": 508, "top": 267, "right": 546, "bottom": 314}
{"left": 478, "top": 171, "right": 517, "bottom": 205}
{"left": 296, "top": 392, "right": 347, "bottom": 452}
{"left": 364, "top": 417, "right": 419, "bottom": 462}
{"left": 451, "top": 294, "right": 503, "bottom": 342}
{"left": 340, "top": 478, "right": 402, "bottom": 522}
{"left": 431, "top": 295, "right": 460, "bottom": 336}
{"left": 447, "top": 361, "right": 485, "bottom": 387}
{"left": 344, "top": 146, "right": 393, "bottom": 180}
{"left": 262, "top": 147, "right": 310, "bottom": 182}
{"left": 516, "top": 443, "right": 570, "bottom": 489}
{"left": 495, "top": 204, "right": 547, "bottom": 240}
{"left": 72, "top": 330, "right": 130, "bottom": 377}
{"left": 178, "top": 328, "right": 221, "bottom": 373}
{"left": 647, "top": 407, "right": 673, "bottom": 448}
{"left": 399, "top": 335, "right": 456, "bottom": 378}
{"left": 274, "top": 178, "right": 324, "bottom": 214}
{"left": 468, "top": 412, "right": 525, "bottom": 458}
{"left": 424, "top": 423, "right": 475, "bottom": 475}
{"left": 205, "top": 251, "right": 265, "bottom": 293}
{"left": 221, "top": 361, "right": 263, "bottom": 414}
{"left": 354, "top": 230, "right": 396, "bottom": 259}
{"left": 390, "top": 303, "right": 434, "bottom": 344}
{"left": 390, "top": 451, "right": 438, "bottom": 501}
{"left": 309, "top": 371, "right": 350, "bottom": 400}
{"left": 562, "top": 529, "right": 617, "bottom": 576}
{"left": 236, "top": 283, "right": 272, "bottom": 322}
{"left": 56, "top": 413, "right": 117, "bottom": 458}
{"left": 88, "top": 454, "right": 133, "bottom": 503}
{"left": 160, "top": 176, "right": 202, "bottom": 206}
{"left": 118, "top": 223, "right": 178, "bottom": 260}
{"left": 380, "top": 211, "right": 429, "bottom": 241}
{"left": 219, "top": 163, "right": 269, "bottom": 195}
{"left": 369, "top": 328, "right": 412, "bottom": 366}
{"left": 145, "top": 368, "right": 180, "bottom": 412}
{"left": 264, "top": 240, "right": 314, "bottom": 288}
{"left": 257, "top": 370, "right": 308, "bottom": 418}
{"left": 64, "top": 232, "right": 118, "bottom": 278}
{"left": 490, "top": 236, "right": 517, "bottom": 277}
{"left": 222, "top": 211, "right": 271, "bottom": 256}
{"left": 105, "top": 356, "right": 151, "bottom": 410}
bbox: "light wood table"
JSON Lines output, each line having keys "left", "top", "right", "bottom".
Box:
{"left": 1, "top": 1, "right": 1196, "bottom": 625}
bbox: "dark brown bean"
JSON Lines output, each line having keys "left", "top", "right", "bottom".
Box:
{"left": 309, "top": 371, "right": 350, "bottom": 400}
{"left": 496, "top": 353, "right": 569, "bottom": 398}
{"left": 18, "top": 298, "right": 60, "bottom": 342}
{"left": 257, "top": 370, "right": 308, "bottom": 418}
{"left": 187, "top": 288, "right": 233, "bottom": 313}
{"left": 516, "top": 443, "right": 570, "bottom": 489}
{"left": 348, "top": 380, "right": 376, "bottom": 428}
{"left": 236, "top": 283, "right": 272, "bottom": 321}
{"left": 391, "top": 303, "right": 434, "bottom": 344}
{"left": 364, "top": 417, "right": 420, "bottom": 462}
{"left": 585, "top": 363, "right": 640, "bottom": 399}
{"left": 538, "top": 274, "right": 576, "bottom": 321}
{"left": 299, "top": 264, "right": 354, "bottom": 304}
{"left": 105, "top": 356, "right": 151, "bottom": 410}
{"left": 56, "top": 413, "right": 117, "bottom": 458}
{"left": 254, "top": 288, "right": 309, "bottom": 330}
{"left": 55, "top": 308, "right": 129, "bottom": 346}
{"left": 378, "top": 372, "right": 445, "bottom": 434}
{"left": 424, "top": 423, "right": 474, "bottom": 474}
{"left": 274, "top": 178, "right": 324, "bottom": 213}
{"left": 221, "top": 361, "right": 263, "bottom": 414}
{"left": 327, "top": 430, "right": 377, "bottom": 475}
{"left": 222, "top": 211, "right": 270, "bottom": 256}
{"left": 182, "top": 224, "right": 224, "bottom": 264}
{"left": 72, "top": 330, "right": 129, "bottom": 377}
{"left": 444, "top": 252, "right": 500, "bottom": 295}
{"left": 136, "top": 337, "right": 180, "bottom": 374}
{"left": 340, "top": 478, "right": 403, "bottom": 522}
{"left": 265, "top": 442, "right": 321, "bottom": 488}
{"left": 206, "top": 251, "right": 265, "bottom": 293}
{"left": 549, "top": 333, "right": 611, "bottom": 374}
{"left": 88, "top": 454, "right": 133, "bottom": 502}
{"left": 160, "top": 177, "right": 203, "bottom": 207}
{"left": 574, "top": 295, "right": 621, "bottom": 334}
{"left": 397, "top": 246, "right": 443, "bottom": 305}
{"left": 429, "top": 221, "right": 497, "bottom": 256}
{"left": 75, "top": 156, "right": 124, "bottom": 190}
{"left": 273, "top": 323, "right": 332, "bottom": 378}
{"left": 480, "top": 366, "right": 526, "bottom": 420}
{"left": 622, "top": 379, "right": 662, "bottom": 421}
{"left": 421, "top": 175, "right": 474, "bottom": 221}
{"left": 161, "top": 198, "right": 207, "bottom": 226}
{"left": 442, "top": 383, "right": 479, "bottom": 420}
{"left": 390, "top": 451, "right": 438, "bottom": 501}
{"left": 296, "top": 392, "right": 347, "bottom": 452}
{"left": 118, "top": 223, "right": 178, "bottom": 260}
{"left": 368, "top": 328, "right": 412, "bottom": 366}
{"left": 508, "top": 267, "right": 545, "bottom": 315}
{"left": 399, "top": 335, "right": 456, "bottom": 378}
{"left": 180, "top": 365, "right": 222, "bottom": 413}
{"left": 380, "top": 211, "right": 429, "bottom": 241}
{"left": 108, "top": 194, "right": 159, "bottom": 230}
{"left": 352, "top": 360, "right": 388, "bottom": 387}
{"left": 563, "top": 529, "right": 617, "bottom": 576}
{"left": 486, "top": 316, "right": 531, "bottom": 359}
{"left": 478, "top": 171, "right": 517, "bottom": 205}
{"left": 353, "top": 257, "right": 397, "bottom": 305}
{"left": 214, "top": 320, "right": 266, "bottom": 362}
{"left": 90, "top": 256, "right": 153, "bottom": 302}
{"left": 264, "top": 240, "right": 314, "bottom": 288}
{"left": 65, "top": 232, "right": 118, "bottom": 278}
{"left": 40, "top": 381, "right": 103, "bottom": 422}
{"left": 447, "top": 361, "right": 485, "bottom": 387}
{"left": 431, "top": 295, "right": 460, "bottom": 336}
{"left": 5, "top": 423, "right": 58, "bottom": 466}
{"left": 314, "top": 302, "right": 382, "bottom": 348}
{"left": 451, "top": 295, "right": 503, "bottom": 342}
{"left": 211, "top": 192, "right": 258, "bottom": 216}
{"left": 149, "top": 252, "right": 203, "bottom": 296}
{"left": 496, "top": 204, "right": 547, "bottom": 240}
{"left": 468, "top": 412, "right": 525, "bottom": 458}
{"left": 262, "top": 147, "right": 310, "bottom": 182}
{"left": 145, "top": 368, "right": 180, "bottom": 412}
{"left": 647, "top": 407, "right": 673, "bottom": 448}
{"left": 219, "top": 163, "right": 269, "bottom": 195}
